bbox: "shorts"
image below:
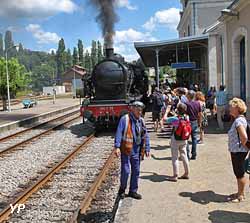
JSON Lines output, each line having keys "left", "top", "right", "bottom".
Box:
{"left": 152, "top": 111, "right": 161, "bottom": 121}
{"left": 231, "top": 152, "right": 248, "bottom": 179}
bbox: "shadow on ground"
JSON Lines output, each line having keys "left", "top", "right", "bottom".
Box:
{"left": 140, "top": 171, "right": 169, "bottom": 182}
{"left": 150, "top": 145, "right": 170, "bottom": 151}
{"left": 70, "top": 122, "right": 95, "bottom": 138}
{"left": 151, "top": 154, "right": 172, "bottom": 161}
{"left": 208, "top": 210, "right": 250, "bottom": 223}
{"left": 179, "top": 190, "right": 229, "bottom": 205}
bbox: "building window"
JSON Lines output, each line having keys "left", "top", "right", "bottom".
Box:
{"left": 188, "top": 25, "right": 190, "bottom": 36}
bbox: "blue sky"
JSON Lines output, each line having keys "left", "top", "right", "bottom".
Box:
{"left": 0, "top": 0, "right": 181, "bottom": 61}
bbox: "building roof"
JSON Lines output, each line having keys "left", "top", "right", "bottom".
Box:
{"left": 63, "top": 65, "right": 87, "bottom": 77}
{"left": 134, "top": 34, "right": 208, "bottom": 67}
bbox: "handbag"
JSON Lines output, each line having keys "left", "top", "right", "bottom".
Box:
{"left": 244, "top": 157, "right": 250, "bottom": 174}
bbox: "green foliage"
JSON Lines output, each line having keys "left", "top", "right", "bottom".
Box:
{"left": 30, "top": 64, "right": 54, "bottom": 91}
{"left": 78, "top": 40, "right": 84, "bottom": 67}
{"left": 65, "top": 48, "right": 72, "bottom": 71}
{"left": 0, "top": 57, "right": 30, "bottom": 98}
{"left": 84, "top": 50, "right": 92, "bottom": 72}
{"left": 160, "top": 65, "right": 176, "bottom": 82}
{"left": 56, "top": 38, "right": 66, "bottom": 79}
{"left": 91, "top": 40, "right": 98, "bottom": 67}
{"left": 73, "top": 47, "right": 78, "bottom": 65}
{"left": 4, "top": 30, "right": 17, "bottom": 58}
{"left": 0, "top": 33, "right": 3, "bottom": 57}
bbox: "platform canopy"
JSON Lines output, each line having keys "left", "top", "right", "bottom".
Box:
{"left": 134, "top": 34, "right": 209, "bottom": 67}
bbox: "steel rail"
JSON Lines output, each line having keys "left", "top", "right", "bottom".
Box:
{"left": 69, "top": 149, "right": 116, "bottom": 223}
{"left": 0, "top": 114, "right": 80, "bottom": 156}
{"left": 0, "top": 109, "right": 79, "bottom": 143}
{"left": 0, "top": 134, "right": 95, "bottom": 222}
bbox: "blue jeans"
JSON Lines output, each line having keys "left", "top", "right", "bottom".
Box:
{"left": 120, "top": 153, "right": 140, "bottom": 193}
{"left": 186, "top": 120, "right": 198, "bottom": 159}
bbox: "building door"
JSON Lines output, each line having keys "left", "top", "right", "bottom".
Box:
{"left": 240, "top": 37, "right": 246, "bottom": 101}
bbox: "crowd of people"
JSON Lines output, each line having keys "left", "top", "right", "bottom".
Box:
{"left": 114, "top": 83, "right": 250, "bottom": 204}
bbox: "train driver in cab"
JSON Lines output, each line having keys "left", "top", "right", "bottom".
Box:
{"left": 114, "top": 101, "right": 150, "bottom": 200}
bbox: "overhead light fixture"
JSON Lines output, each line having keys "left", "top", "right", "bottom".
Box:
{"left": 221, "top": 8, "right": 239, "bottom": 19}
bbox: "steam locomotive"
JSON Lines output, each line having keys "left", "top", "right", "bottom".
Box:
{"left": 80, "top": 48, "right": 148, "bottom": 128}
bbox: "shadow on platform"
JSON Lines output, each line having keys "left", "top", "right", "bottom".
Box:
{"left": 208, "top": 210, "right": 250, "bottom": 223}
{"left": 179, "top": 190, "right": 229, "bottom": 205}
{"left": 150, "top": 145, "right": 170, "bottom": 151}
{"left": 151, "top": 154, "right": 172, "bottom": 161}
{"left": 140, "top": 171, "right": 169, "bottom": 182}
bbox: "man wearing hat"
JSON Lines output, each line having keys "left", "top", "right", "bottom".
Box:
{"left": 114, "top": 101, "right": 150, "bottom": 199}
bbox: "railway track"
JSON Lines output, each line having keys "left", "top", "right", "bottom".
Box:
{"left": 0, "top": 109, "right": 80, "bottom": 156}
{"left": 0, "top": 134, "right": 117, "bottom": 223}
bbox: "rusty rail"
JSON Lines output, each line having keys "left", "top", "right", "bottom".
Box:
{"left": 69, "top": 149, "right": 116, "bottom": 223}
{"left": 0, "top": 113, "right": 80, "bottom": 156}
{"left": 0, "top": 134, "right": 95, "bottom": 222}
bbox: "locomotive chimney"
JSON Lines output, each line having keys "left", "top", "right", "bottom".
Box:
{"left": 106, "top": 48, "right": 114, "bottom": 58}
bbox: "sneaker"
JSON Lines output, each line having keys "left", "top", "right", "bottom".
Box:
{"left": 128, "top": 191, "right": 142, "bottom": 200}
{"left": 190, "top": 156, "right": 196, "bottom": 160}
{"left": 118, "top": 188, "right": 125, "bottom": 199}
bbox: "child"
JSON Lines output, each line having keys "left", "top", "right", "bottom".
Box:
{"left": 165, "top": 103, "right": 190, "bottom": 182}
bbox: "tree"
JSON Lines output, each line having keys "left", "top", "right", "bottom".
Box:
{"left": 0, "top": 33, "right": 3, "bottom": 57}
{"left": 91, "top": 40, "right": 98, "bottom": 67}
{"left": 97, "top": 41, "right": 103, "bottom": 62}
{"left": 73, "top": 47, "right": 78, "bottom": 65}
{"left": 56, "top": 38, "right": 66, "bottom": 82}
{"left": 78, "top": 40, "right": 84, "bottom": 67}
{"left": 31, "top": 64, "right": 54, "bottom": 91}
{"left": 0, "top": 58, "right": 30, "bottom": 110}
{"left": 65, "top": 48, "right": 72, "bottom": 71}
{"left": 18, "top": 43, "right": 24, "bottom": 55}
{"left": 4, "top": 30, "right": 17, "bottom": 58}
{"left": 84, "top": 50, "right": 92, "bottom": 72}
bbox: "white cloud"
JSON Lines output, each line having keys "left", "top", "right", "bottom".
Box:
{"left": 0, "top": 0, "right": 78, "bottom": 18}
{"left": 113, "top": 28, "right": 157, "bottom": 62}
{"left": 115, "top": 28, "right": 157, "bottom": 44}
{"left": 115, "top": 0, "right": 137, "bottom": 10}
{"left": 143, "top": 8, "right": 180, "bottom": 31}
{"left": 26, "top": 24, "right": 60, "bottom": 44}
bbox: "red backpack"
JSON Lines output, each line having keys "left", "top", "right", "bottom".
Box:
{"left": 174, "top": 115, "right": 192, "bottom": 140}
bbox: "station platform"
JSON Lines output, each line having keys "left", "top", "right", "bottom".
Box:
{"left": 114, "top": 117, "right": 250, "bottom": 223}
{"left": 0, "top": 98, "right": 80, "bottom": 132}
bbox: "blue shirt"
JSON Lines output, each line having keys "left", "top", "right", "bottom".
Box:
{"left": 114, "top": 113, "right": 150, "bottom": 155}
{"left": 216, "top": 91, "right": 227, "bottom": 106}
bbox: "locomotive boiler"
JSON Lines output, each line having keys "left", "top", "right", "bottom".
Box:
{"left": 80, "top": 48, "right": 148, "bottom": 129}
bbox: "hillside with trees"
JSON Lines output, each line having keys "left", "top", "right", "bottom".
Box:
{"left": 0, "top": 30, "right": 105, "bottom": 93}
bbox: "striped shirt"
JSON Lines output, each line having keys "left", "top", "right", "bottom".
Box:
{"left": 215, "top": 91, "right": 227, "bottom": 106}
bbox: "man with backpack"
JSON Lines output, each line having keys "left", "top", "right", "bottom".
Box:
{"left": 185, "top": 90, "right": 202, "bottom": 160}
{"left": 152, "top": 88, "right": 164, "bottom": 132}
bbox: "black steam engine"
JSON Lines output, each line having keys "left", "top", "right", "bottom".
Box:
{"left": 80, "top": 48, "right": 148, "bottom": 128}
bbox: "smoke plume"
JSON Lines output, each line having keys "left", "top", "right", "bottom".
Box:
{"left": 90, "top": 0, "right": 118, "bottom": 48}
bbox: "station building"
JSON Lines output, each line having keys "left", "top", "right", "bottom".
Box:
{"left": 134, "top": 0, "right": 234, "bottom": 92}
{"left": 204, "top": 0, "right": 250, "bottom": 111}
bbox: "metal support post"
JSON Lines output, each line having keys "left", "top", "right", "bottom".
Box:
{"left": 5, "top": 52, "right": 11, "bottom": 112}
{"left": 155, "top": 49, "right": 160, "bottom": 89}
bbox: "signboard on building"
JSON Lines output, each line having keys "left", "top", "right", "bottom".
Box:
{"left": 171, "top": 62, "right": 196, "bottom": 69}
